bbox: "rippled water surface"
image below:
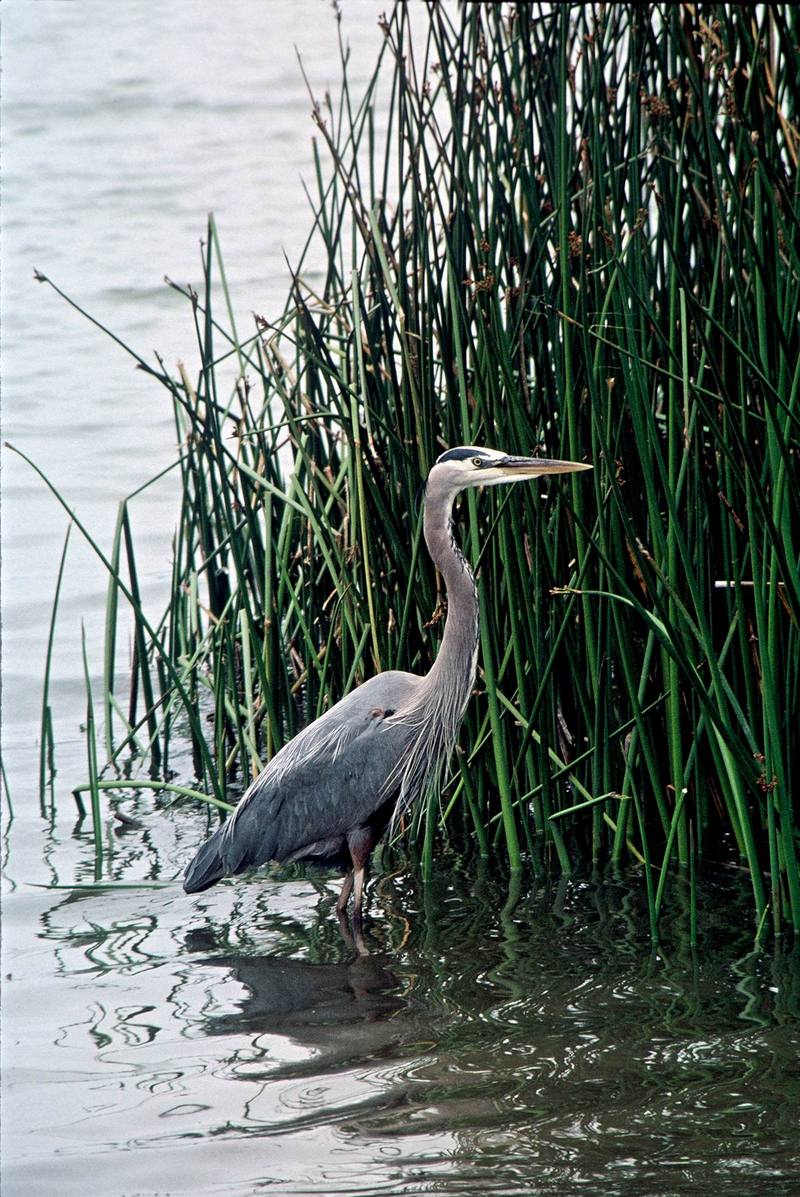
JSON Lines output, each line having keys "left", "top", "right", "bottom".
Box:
{"left": 3, "top": 4, "right": 800, "bottom": 1195}
{"left": 6, "top": 845, "right": 800, "bottom": 1196}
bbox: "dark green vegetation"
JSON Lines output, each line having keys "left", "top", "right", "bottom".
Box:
{"left": 30, "top": 5, "right": 800, "bottom": 938}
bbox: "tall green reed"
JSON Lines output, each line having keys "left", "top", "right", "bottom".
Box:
{"left": 32, "top": 3, "right": 799, "bottom": 937}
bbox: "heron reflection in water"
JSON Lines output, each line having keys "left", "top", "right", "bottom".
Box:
{"left": 185, "top": 446, "right": 590, "bottom": 922}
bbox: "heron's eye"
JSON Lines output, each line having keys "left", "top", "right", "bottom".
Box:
{"left": 472, "top": 457, "right": 483, "bottom": 468}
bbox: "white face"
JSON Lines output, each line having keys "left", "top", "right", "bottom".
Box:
{"left": 430, "top": 445, "right": 590, "bottom": 492}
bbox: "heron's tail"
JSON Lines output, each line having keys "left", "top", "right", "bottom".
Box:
{"left": 183, "top": 785, "right": 277, "bottom": 893}
{"left": 183, "top": 832, "right": 226, "bottom": 894}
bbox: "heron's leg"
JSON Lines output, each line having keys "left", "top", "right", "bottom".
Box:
{"left": 336, "top": 869, "right": 354, "bottom": 913}
{"left": 352, "top": 866, "right": 366, "bottom": 919}
{"left": 346, "top": 825, "right": 374, "bottom": 920}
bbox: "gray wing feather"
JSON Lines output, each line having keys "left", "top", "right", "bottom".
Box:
{"left": 184, "top": 671, "right": 419, "bottom": 892}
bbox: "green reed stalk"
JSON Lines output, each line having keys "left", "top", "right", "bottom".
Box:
{"left": 80, "top": 622, "right": 102, "bottom": 871}
{"left": 40, "top": 522, "right": 71, "bottom": 810}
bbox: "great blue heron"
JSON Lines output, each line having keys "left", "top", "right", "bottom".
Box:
{"left": 184, "top": 446, "right": 590, "bottom": 918}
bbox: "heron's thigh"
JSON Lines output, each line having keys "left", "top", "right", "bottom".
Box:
{"left": 346, "top": 825, "right": 375, "bottom": 870}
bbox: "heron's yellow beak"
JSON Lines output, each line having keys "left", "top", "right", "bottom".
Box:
{"left": 491, "top": 455, "right": 592, "bottom": 478}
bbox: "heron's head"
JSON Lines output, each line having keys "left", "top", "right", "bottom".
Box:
{"left": 428, "top": 445, "right": 591, "bottom": 497}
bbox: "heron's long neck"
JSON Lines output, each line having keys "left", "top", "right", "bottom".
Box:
{"left": 422, "top": 489, "right": 479, "bottom": 713}
{"left": 386, "top": 484, "right": 479, "bottom": 818}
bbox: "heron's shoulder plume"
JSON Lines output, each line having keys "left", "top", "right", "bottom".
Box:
{"left": 385, "top": 630, "right": 478, "bottom": 833}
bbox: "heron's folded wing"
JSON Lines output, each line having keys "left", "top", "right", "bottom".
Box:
{"left": 223, "top": 680, "right": 415, "bottom": 865}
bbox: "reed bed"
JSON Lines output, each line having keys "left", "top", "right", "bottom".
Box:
{"left": 31, "top": 4, "right": 799, "bottom": 939}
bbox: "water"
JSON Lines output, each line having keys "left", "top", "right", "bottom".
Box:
{"left": 3, "top": 4, "right": 800, "bottom": 1194}
{"left": 5, "top": 852, "right": 800, "bottom": 1196}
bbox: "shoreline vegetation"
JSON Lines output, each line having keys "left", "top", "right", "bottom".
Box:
{"left": 27, "top": 4, "right": 799, "bottom": 940}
